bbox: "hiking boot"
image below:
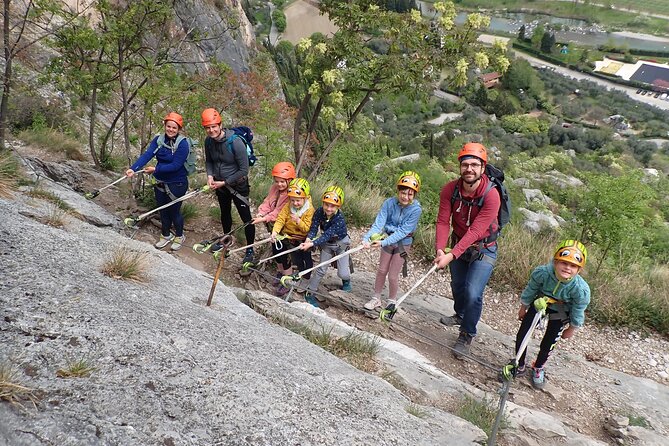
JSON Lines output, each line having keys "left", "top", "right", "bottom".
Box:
{"left": 341, "top": 280, "right": 352, "bottom": 292}
{"left": 171, "top": 235, "right": 186, "bottom": 251}
{"left": 154, "top": 234, "right": 174, "bottom": 249}
{"left": 364, "top": 296, "right": 383, "bottom": 310}
{"left": 242, "top": 248, "right": 254, "bottom": 264}
{"left": 452, "top": 331, "right": 473, "bottom": 359}
{"left": 440, "top": 314, "right": 464, "bottom": 326}
{"left": 531, "top": 366, "right": 546, "bottom": 389}
{"left": 305, "top": 293, "right": 320, "bottom": 307}
{"left": 276, "top": 284, "right": 290, "bottom": 297}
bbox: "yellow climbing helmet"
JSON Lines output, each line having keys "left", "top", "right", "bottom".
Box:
{"left": 397, "top": 171, "right": 421, "bottom": 193}
{"left": 322, "top": 185, "right": 344, "bottom": 207}
{"left": 287, "top": 178, "right": 310, "bottom": 198}
{"left": 553, "top": 239, "right": 587, "bottom": 268}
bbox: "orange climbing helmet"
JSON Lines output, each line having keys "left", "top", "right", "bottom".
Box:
{"left": 322, "top": 185, "right": 344, "bottom": 207}
{"left": 271, "top": 162, "right": 296, "bottom": 180}
{"left": 163, "top": 112, "right": 183, "bottom": 129}
{"left": 553, "top": 239, "right": 587, "bottom": 268}
{"left": 201, "top": 108, "right": 222, "bottom": 127}
{"left": 458, "top": 142, "right": 488, "bottom": 164}
{"left": 397, "top": 171, "right": 421, "bottom": 193}
{"left": 287, "top": 178, "right": 310, "bottom": 198}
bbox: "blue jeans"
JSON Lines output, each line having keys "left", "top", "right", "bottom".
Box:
{"left": 449, "top": 244, "right": 497, "bottom": 336}
{"left": 154, "top": 181, "right": 188, "bottom": 237}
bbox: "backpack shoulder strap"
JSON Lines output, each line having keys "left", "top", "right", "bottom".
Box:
{"left": 450, "top": 183, "right": 461, "bottom": 205}
{"left": 152, "top": 134, "right": 164, "bottom": 154}
{"left": 477, "top": 179, "right": 497, "bottom": 207}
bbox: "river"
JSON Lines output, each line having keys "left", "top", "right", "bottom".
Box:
{"left": 414, "top": 1, "right": 669, "bottom": 52}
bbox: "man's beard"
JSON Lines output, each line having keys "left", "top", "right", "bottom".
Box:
{"left": 462, "top": 173, "right": 482, "bottom": 185}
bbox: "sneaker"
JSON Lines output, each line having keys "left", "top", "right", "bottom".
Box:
{"left": 211, "top": 242, "right": 223, "bottom": 253}
{"left": 364, "top": 297, "right": 383, "bottom": 310}
{"left": 452, "top": 331, "right": 473, "bottom": 359}
{"left": 341, "top": 280, "right": 352, "bottom": 292}
{"left": 515, "top": 364, "right": 527, "bottom": 377}
{"left": 305, "top": 293, "right": 320, "bottom": 307}
{"left": 272, "top": 272, "right": 283, "bottom": 286}
{"left": 385, "top": 299, "right": 397, "bottom": 308}
{"left": 531, "top": 366, "right": 546, "bottom": 389}
{"left": 242, "top": 248, "right": 254, "bottom": 264}
{"left": 154, "top": 234, "right": 174, "bottom": 249}
{"left": 440, "top": 314, "right": 464, "bottom": 326}
{"left": 171, "top": 235, "right": 185, "bottom": 251}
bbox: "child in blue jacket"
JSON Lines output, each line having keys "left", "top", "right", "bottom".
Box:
{"left": 362, "top": 171, "right": 422, "bottom": 310}
{"left": 299, "top": 186, "right": 350, "bottom": 306}
{"left": 514, "top": 239, "right": 591, "bottom": 389}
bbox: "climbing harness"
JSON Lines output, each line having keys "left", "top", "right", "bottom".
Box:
{"left": 84, "top": 169, "right": 145, "bottom": 199}
{"left": 123, "top": 185, "right": 210, "bottom": 228}
{"left": 379, "top": 264, "right": 439, "bottom": 322}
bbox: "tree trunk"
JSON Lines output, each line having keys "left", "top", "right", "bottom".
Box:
{"left": 89, "top": 85, "right": 100, "bottom": 166}
{"left": 595, "top": 239, "right": 612, "bottom": 275}
{"left": 0, "top": 0, "right": 12, "bottom": 150}
{"left": 293, "top": 92, "right": 311, "bottom": 171}
{"left": 307, "top": 90, "right": 374, "bottom": 181}
{"left": 118, "top": 44, "right": 131, "bottom": 166}
{"left": 98, "top": 77, "right": 147, "bottom": 160}
{"left": 296, "top": 96, "right": 323, "bottom": 174}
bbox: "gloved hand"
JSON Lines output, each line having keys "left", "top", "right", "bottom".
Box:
{"left": 533, "top": 297, "right": 549, "bottom": 314}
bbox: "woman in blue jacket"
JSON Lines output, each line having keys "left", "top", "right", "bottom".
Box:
{"left": 362, "top": 171, "right": 422, "bottom": 310}
{"left": 126, "top": 112, "right": 190, "bottom": 251}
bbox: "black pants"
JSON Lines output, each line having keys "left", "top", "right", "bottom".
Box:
{"left": 515, "top": 305, "right": 567, "bottom": 369}
{"left": 215, "top": 187, "right": 255, "bottom": 246}
{"left": 272, "top": 238, "right": 313, "bottom": 279}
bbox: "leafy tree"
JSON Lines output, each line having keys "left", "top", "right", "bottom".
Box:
{"left": 518, "top": 24, "right": 526, "bottom": 41}
{"left": 1, "top": 0, "right": 87, "bottom": 150}
{"left": 573, "top": 172, "right": 654, "bottom": 272}
{"left": 274, "top": 1, "right": 509, "bottom": 178}
{"left": 530, "top": 24, "right": 545, "bottom": 49}
{"left": 540, "top": 31, "right": 555, "bottom": 53}
{"left": 501, "top": 59, "right": 544, "bottom": 99}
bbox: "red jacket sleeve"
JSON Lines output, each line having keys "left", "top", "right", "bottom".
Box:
{"left": 435, "top": 182, "right": 456, "bottom": 253}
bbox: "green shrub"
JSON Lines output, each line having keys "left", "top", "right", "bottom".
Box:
{"left": 455, "top": 394, "right": 506, "bottom": 437}
{"left": 272, "top": 9, "right": 286, "bottom": 32}
{"left": 180, "top": 202, "right": 199, "bottom": 222}
{"left": 0, "top": 152, "right": 20, "bottom": 198}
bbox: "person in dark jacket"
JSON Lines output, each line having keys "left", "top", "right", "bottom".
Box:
{"left": 201, "top": 108, "right": 255, "bottom": 264}
{"left": 126, "top": 112, "right": 190, "bottom": 251}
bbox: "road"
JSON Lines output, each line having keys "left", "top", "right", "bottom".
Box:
{"left": 478, "top": 34, "right": 669, "bottom": 111}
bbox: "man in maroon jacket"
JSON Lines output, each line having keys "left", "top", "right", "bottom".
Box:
{"left": 434, "top": 142, "right": 501, "bottom": 358}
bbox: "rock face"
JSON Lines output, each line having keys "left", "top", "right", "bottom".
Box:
{"left": 173, "top": 0, "right": 255, "bottom": 73}
{"left": 0, "top": 194, "right": 482, "bottom": 446}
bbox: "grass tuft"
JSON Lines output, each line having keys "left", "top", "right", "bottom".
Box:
{"left": 101, "top": 248, "right": 149, "bottom": 282}
{"left": 455, "top": 394, "right": 506, "bottom": 437}
{"left": 27, "top": 188, "right": 72, "bottom": 211}
{"left": 18, "top": 128, "right": 85, "bottom": 161}
{"left": 44, "top": 203, "right": 66, "bottom": 227}
{"left": 0, "top": 152, "right": 20, "bottom": 198}
{"left": 270, "top": 316, "right": 379, "bottom": 372}
{"left": 405, "top": 402, "right": 430, "bottom": 418}
{"left": 0, "top": 362, "right": 38, "bottom": 408}
{"left": 181, "top": 202, "right": 199, "bottom": 222}
{"left": 56, "top": 358, "right": 96, "bottom": 378}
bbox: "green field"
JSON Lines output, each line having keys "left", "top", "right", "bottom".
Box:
{"left": 447, "top": 0, "right": 669, "bottom": 36}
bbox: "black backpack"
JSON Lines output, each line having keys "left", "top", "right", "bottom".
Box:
{"left": 226, "top": 126, "right": 257, "bottom": 167}
{"left": 450, "top": 163, "right": 511, "bottom": 243}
